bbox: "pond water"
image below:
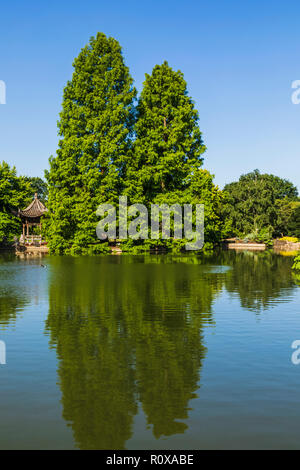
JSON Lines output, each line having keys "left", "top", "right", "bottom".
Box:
{"left": 0, "top": 251, "right": 300, "bottom": 450}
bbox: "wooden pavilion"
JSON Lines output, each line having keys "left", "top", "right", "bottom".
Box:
{"left": 18, "top": 193, "right": 48, "bottom": 245}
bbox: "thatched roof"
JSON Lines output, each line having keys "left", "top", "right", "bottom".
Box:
{"left": 18, "top": 193, "right": 48, "bottom": 219}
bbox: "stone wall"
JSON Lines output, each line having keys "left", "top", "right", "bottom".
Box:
{"left": 273, "top": 239, "right": 300, "bottom": 252}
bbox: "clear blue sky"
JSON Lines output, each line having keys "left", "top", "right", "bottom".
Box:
{"left": 0, "top": 0, "right": 300, "bottom": 190}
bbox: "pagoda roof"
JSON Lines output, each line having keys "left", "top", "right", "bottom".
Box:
{"left": 18, "top": 193, "right": 48, "bottom": 219}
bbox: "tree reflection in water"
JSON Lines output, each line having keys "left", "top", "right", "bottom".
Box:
{"left": 45, "top": 252, "right": 296, "bottom": 449}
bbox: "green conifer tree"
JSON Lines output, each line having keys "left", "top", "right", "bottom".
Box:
{"left": 126, "top": 61, "right": 205, "bottom": 204}
{"left": 46, "top": 33, "right": 137, "bottom": 254}
{"left": 124, "top": 61, "right": 225, "bottom": 250}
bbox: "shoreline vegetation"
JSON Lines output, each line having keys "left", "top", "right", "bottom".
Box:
{"left": 1, "top": 33, "right": 300, "bottom": 260}
{"left": 9, "top": 240, "right": 300, "bottom": 257}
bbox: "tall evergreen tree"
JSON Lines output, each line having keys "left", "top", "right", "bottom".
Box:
{"left": 124, "top": 61, "right": 225, "bottom": 249}
{"left": 126, "top": 61, "right": 206, "bottom": 204}
{"left": 46, "top": 33, "right": 137, "bottom": 254}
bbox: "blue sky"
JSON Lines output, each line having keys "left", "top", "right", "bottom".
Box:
{"left": 0, "top": 0, "right": 300, "bottom": 190}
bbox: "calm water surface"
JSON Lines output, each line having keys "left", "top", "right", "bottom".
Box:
{"left": 0, "top": 251, "right": 300, "bottom": 449}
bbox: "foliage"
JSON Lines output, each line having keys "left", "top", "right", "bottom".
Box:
{"left": 279, "top": 236, "right": 299, "bottom": 243}
{"left": 0, "top": 161, "right": 32, "bottom": 245}
{"left": 243, "top": 226, "right": 273, "bottom": 245}
{"left": 126, "top": 61, "right": 205, "bottom": 203}
{"left": 292, "top": 254, "right": 300, "bottom": 271}
{"left": 45, "top": 48, "right": 228, "bottom": 254}
{"left": 22, "top": 176, "right": 48, "bottom": 202}
{"left": 286, "top": 205, "right": 300, "bottom": 239}
{"left": 4, "top": 34, "right": 300, "bottom": 254}
{"left": 222, "top": 169, "right": 299, "bottom": 237}
{"left": 276, "top": 199, "right": 300, "bottom": 237}
{"left": 123, "top": 61, "right": 227, "bottom": 252}
{"left": 46, "top": 32, "right": 137, "bottom": 254}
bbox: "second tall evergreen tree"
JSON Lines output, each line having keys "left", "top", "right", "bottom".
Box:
{"left": 127, "top": 61, "right": 206, "bottom": 204}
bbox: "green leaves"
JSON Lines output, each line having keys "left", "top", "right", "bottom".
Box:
{"left": 0, "top": 161, "right": 32, "bottom": 245}
{"left": 293, "top": 254, "right": 300, "bottom": 271}
{"left": 46, "top": 37, "right": 225, "bottom": 253}
{"left": 286, "top": 205, "right": 300, "bottom": 238}
{"left": 128, "top": 61, "right": 205, "bottom": 203}
{"left": 222, "top": 170, "right": 299, "bottom": 238}
{"left": 46, "top": 33, "right": 137, "bottom": 253}
{"left": 123, "top": 61, "right": 224, "bottom": 250}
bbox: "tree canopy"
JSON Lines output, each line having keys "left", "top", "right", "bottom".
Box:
{"left": 22, "top": 176, "right": 48, "bottom": 202}
{"left": 46, "top": 32, "right": 137, "bottom": 254}
{"left": 287, "top": 205, "right": 300, "bottom": 238}
{"left": 46, "top": 39, "right": 225, "bottom": 254}
{"left": 0, "top": 162, "right": 32, "bottom": 245}
{"left": 2, "top": 33, "right": 299, "bottom": 252}
{"left": 123, "top": 61, "right": 226, "bottom": 251}
{"left": 126, "top": 61, "right": 205, "bottom": 203}
{"left": 222, "top": 170, "right": 299, "bottom": 238}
